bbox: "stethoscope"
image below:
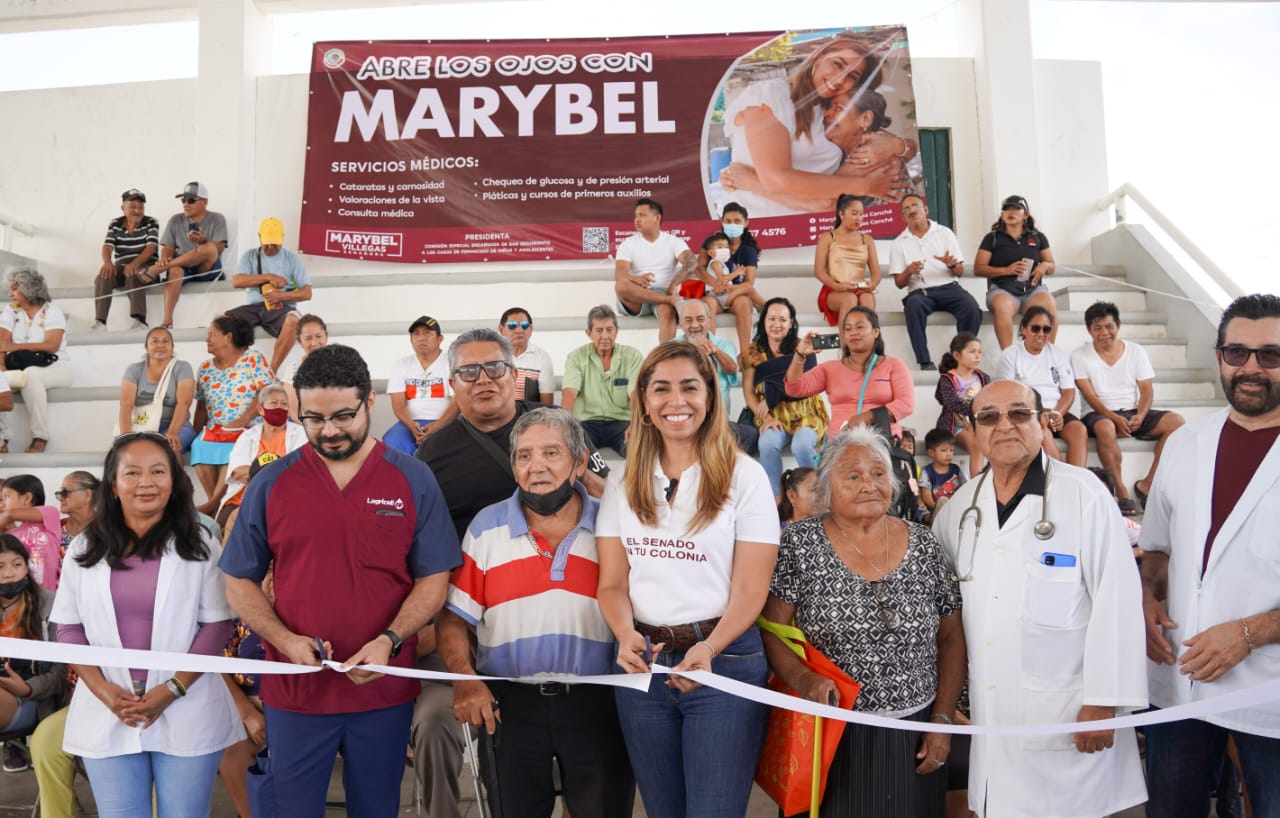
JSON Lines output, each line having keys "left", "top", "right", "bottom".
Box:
{"left": 954, "top": 459, "right": 1056, "bottom": 581}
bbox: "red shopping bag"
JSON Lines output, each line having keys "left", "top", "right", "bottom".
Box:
{"left": 755, "top": 618, "right": 860, "bottom": 816}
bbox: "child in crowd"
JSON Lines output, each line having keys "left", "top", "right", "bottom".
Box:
{"left": 0, "top": 535, "right": 65, "bottom": 772}
{"left": 920, "top": 429, "right": 966, "bottom": 523}
{"left": 895, "top": 429, "right": 926, "bottom": 521}
{"left": 777, "top": 467, "right": 817, "bottom": 527}
{"left": 934, "top": 332, "right": 991, "bottom": 476}
{"left": 0, "top": 475, "right": 62, "bottom": 591}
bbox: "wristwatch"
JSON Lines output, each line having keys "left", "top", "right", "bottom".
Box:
{"left": 379, "top": 629, "right": 404, "bottom": 658}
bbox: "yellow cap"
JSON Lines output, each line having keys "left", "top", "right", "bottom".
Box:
{"left": 258, "top": 217, "right": 285, "bottom": 245}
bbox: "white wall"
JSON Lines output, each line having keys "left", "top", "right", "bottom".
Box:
{"left": 1034, "top": 59, "right": 1110, "bottom": 264}
{"left": 0, "top": 55, "right": 1108, "bottom": 288}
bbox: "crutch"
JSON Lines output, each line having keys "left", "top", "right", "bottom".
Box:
{"left": 461, "top": 723, "right": 490, "bottom": 818}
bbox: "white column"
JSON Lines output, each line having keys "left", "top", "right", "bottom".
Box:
{"left": 959, "top": 0, "right": 1043, "bottom": 211}
{"left": 196, "top": 0, "right": 266, "bottom": 263}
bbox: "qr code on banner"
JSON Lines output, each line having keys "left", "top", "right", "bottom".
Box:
{"left": 582, "top": 227, "right": 609, "bottom": 253}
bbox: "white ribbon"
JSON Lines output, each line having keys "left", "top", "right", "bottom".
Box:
{"left": 7, "top": 636, "right": 1276, "bottom": 735}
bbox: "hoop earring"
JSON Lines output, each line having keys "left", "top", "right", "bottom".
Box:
{"left": 640, "top": 414, "right": 654, "bottom": 427}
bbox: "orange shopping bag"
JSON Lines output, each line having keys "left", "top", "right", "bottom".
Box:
{"left": 754, "top": 617, "right": 860, "bottom": 817}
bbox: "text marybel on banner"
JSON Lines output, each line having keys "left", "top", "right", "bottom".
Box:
{"left": 299, "top": 27, "right": 921, "bottom": 264}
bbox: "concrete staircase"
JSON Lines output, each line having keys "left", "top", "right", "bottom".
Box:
{"left": 3, "top": 247, "right": 1222, "bottom": 499}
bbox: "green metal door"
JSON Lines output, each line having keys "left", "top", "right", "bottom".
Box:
{"left": 919, "top": 128, "right": 954, "bottom": 230}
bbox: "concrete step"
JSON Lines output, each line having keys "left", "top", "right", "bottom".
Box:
{"left": 52, "top": 263, "right": 1139, "bottom": 335}
{"left": 1053, "top": 284, "right": 1147, "bottom": 314}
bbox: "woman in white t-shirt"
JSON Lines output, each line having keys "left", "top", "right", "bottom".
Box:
{"left": 0, "top": 267, "right": 73, "bottom": 453}
{"left": 597, "top": 341, "right": 780, "bottom": 818}
{"left": 993, "top": 306, "right": 1088, "bottom": 466}
{"left": 716, "top": 29, "right": 916, "bottom": 217}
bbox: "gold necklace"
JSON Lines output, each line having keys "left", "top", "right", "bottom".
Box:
{"left": 831, "top": 516, "right": 891, "bottom": 578}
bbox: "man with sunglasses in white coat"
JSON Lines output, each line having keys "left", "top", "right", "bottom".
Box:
{"left": 932, "top": 379, "right": 1147, "bottom": 817}
{"left": 1140, "top": 293, "right": 1280, "bottom": 817}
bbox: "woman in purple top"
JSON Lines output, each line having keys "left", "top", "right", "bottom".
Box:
{"left": 51, "top": 431, "right": 242, "bottom": 818}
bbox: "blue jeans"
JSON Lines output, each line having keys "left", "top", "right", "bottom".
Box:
{"left": 383, "top": 419, "right": 434, "bottom": 455}
{"left": 614, "top": 628, "right": 769, "bottom": 818}
{"left": 1145, "top": 716, "right": 1280, "bottom": 818}
{"left": 759, "top": 426, "right": 820, "bottom": 495}
{"left": 82, "top": 749, "right": 222, "bottom": 818}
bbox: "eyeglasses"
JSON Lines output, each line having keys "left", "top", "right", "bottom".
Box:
{"left": 871, "top": 581, "right": 900, "bottom": 633}
{"left": 505, "top": 320, "right": 531, "bottom": 331}
{"left": 973, "top": 408, "right": 1041, "bottom": 427}
{"left": 54, "top": 487, "right": 91, "bottom": 501}
{"left": 1026, "top": 324, "right": 1053, "bottom": 334}
{"left": 298, "top": 403, "right": 365, "bottom": 431}
{"left": 181, "top": 196, "right": 199, "bottom": 204}
{"left": 1218, "top": 344, "right": 1280, "bottom": 369}
{"left": 453, "top": 361, "right": 511, "bottom": 382}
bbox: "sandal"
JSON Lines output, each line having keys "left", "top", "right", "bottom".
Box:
{"left": 1132, "top": 481, "right": 1149, "bottom": 510}
{"left": 24, "top": 438, "right": 47, "bottom": 453}
{"left": 1116, "top": 497, "right": 1140, "bottom": 517}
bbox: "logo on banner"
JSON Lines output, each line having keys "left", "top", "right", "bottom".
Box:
{"left": 325, "top": 229, "right": 404, "bottom": 258}
{"left": 323, "top": 48, "right": 346, "bottom": 69}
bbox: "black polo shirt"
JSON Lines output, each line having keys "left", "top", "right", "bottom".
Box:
{"left": 979, "top": 229, "right": 1050, "bottom": 292}
{"left": 995, "top": 454, "right": 1046, "bottom": 528}
{"left": 416, "top": 400, "right": 609, "bottom": 540}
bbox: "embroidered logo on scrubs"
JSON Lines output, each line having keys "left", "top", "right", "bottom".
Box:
{"left": 367, "top": 496, "right": 405, "bottom": 511}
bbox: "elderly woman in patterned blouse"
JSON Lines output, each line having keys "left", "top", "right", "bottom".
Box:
{"left": 761, "top": 425, "right": 966, "bottom": 818}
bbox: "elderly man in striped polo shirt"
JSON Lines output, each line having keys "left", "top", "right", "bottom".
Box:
{"left": 437, "top": 407, "right": 634, "bottom": 818}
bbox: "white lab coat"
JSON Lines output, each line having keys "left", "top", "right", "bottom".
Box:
{"left": 1140, "top": 407, "right": 1280, "bottom": 737}
{"left": 50, "top": 531, "right": 245, "bottom": 758}
{"left": 933, "top": 455, "right": 1147, "bottom": 818}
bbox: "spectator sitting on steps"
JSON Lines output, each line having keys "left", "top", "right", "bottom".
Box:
{"left": 226, "top": 218, "right": 313, "bottom": 374}
{"left": 143, "top": 181, "right": 228, "bottom": 329}
{"left": 93, "top": 188, "right": 158, "bottom": 331}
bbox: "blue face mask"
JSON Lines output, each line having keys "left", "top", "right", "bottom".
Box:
{"left": 722, "top": 223, "right": 745, "bottom": 239}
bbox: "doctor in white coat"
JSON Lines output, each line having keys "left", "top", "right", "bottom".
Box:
{"left": 1140, "top": 293, "right": 1280, "bottom": 817}
{"left": 933, "top": 380, "right": 1147, "bottom": 818}
{"left": 51, "top": 431, "right": 243, "bottom": 817}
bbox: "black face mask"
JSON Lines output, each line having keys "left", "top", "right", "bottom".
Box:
{"left": 0, "top": 577, "right": 29, "bottom": 599}
{"left": 518, "top": 478, "right": 577, "bottom": 516}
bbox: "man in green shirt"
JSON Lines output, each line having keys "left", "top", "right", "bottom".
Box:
{"left": 561, "top": 305, "right": 644, "bottom": 455}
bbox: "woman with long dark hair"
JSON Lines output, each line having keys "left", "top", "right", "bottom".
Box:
{"left": 0, "top": 535, "right": 65, "bottom": 772}
{"left": 815, "top": 195, "right": 882, "bottom": 324}
{"left": 742, "top": 297, "right": 829, "bottom": 499}
{"left": 597, "top": 342, "right": 780, "bottom": 818}
{"left": 785, "top": 306, "right": 914, "bottom": 441}
{"left": 51, "top": 431, "right": 242, "bottom": 816}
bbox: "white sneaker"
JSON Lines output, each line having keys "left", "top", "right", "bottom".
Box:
{"left": 89, "top": 321, "right": 107, "bottom": 333}
{"left": 129, "top": 319, "right": 148, "bottom": 330}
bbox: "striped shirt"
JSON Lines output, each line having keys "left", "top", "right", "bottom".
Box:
{"left": 446, "top": 486, "right": 614, "bottom": 679}
{"left": 103, "top": 215, "right": 160, "bottom": 265}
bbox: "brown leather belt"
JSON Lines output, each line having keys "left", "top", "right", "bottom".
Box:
{"left": 634, "top": 617, "right": 722, "bottom": 653}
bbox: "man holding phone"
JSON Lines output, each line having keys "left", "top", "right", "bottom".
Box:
{"left": 145, "top": 181, "right": 229, "bottom": 329}
{"left": 889, "top": 195, "right": 981, "bottom": 371}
